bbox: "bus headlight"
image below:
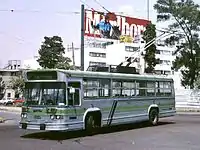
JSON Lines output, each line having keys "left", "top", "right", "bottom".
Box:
{"left": 21, "top": 113, "right": 27, "bottom": 118}
{"left": 50, "top": 115, "right": 55, "bottom": 120}
{"left": 57, "top": 115, "right": 64, "bottom": 119}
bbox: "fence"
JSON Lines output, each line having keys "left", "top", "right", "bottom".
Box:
{"left": 175, "top": 89, "right": 200, "bottom": 110}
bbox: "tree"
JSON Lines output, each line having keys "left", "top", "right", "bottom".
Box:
{"left": 154, "top": 0, "right": 200, "bottom": 89}
{"left": 55, "top": 57, "right": 73, "bottom": 70}
{"left": 10, "top": 77, "right": 25, "bottom": 98}
{"left": 37, "top": 36, "right": 72, "bottom": 69}
{"left": 0, "top": 77, "right": 5, "bottom": 99}
{"left": 143, "top": 23, "right": 159, "bottom": 73}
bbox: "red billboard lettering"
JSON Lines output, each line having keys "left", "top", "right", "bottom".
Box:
{"left": 84, "top": 9, "right": 151, "bottom": 40}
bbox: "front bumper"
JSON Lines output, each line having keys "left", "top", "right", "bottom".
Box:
{"left": 19, "top": 121, "right": 83, "bottom": 131}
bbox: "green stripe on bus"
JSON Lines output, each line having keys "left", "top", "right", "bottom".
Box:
{"left": 24, "top": 102, "right": 174, "bottom": 115}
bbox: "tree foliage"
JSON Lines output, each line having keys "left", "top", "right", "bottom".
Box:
{"left": 37, "top": 36, "right": 72, "bottom": 69}
{"left": 143, "top": 23, "right": 159, "bottom": 73}
{"left": 154, "top": 0, "right": 200, "bottom": 89}
{"left": 10, "top": 77, "right": 25, "bottom": 98}
{"left": 0, "top": 77, "right": 5, "bottom": 99}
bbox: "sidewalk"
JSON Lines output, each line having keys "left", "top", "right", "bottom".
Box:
{"left": 176, "top": 101, "right": 200, "bottom": 112}
{"left": 0, "top": 106, "right": 21, "bottom": 113}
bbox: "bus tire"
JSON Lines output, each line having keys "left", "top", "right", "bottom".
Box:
{"left": 149, "top": 108, "right": 159, "bottom": 126}
{"left": 85, "top": 112, "right": 101, "bottom": 134}
{"left": 85, "top": 115, "right": 96, "bottom": 134}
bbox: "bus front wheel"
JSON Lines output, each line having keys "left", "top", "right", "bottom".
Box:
{"left": 85, "top": 115, "right": 97, "bottom": 134}
{"left": 149, "top": 108, "right": 159, "bottom": 126}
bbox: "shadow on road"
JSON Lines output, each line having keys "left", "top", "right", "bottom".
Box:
{"left": 21, "top": 121, "right": 175, "bottom": 141}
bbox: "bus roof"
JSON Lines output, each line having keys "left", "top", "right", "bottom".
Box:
{"left": 25, "top": 69, "right": 174, "bottom": 81}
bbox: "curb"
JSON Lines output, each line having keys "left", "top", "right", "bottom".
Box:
{"left": 0, "top": 106, "right": 21, "bottom": 113}
{"left": 176, "top": 106, "right": 200, "bottom": 112}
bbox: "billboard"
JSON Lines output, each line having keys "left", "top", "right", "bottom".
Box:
{"left": 84, "top": 9, "right": 151, "bottom": 41}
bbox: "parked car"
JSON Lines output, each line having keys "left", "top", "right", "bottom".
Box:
{"left": 0, "top": 98, "right": 14, "bottom": 106}
{"left": 13, "top": 98, "right": 25, "bottom": 106}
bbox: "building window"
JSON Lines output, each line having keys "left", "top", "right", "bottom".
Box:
{"left": 125, "top": 46, "right": 139, "bottom": 52}
{"left": 159, "top": 60, "right": 171, "bottom": 65}
{"left": 89, "top": 61, "right": 106, "bottom": 66}
{"left": 156, "top": 50, "right": 161, "bottom": 54}
{"left": 87, "top": 41, "right": 114, "bottom": 49}
{"left": 7, "top": 93, "right": 11, "bottom": 98}
{"left": 89, "top": 52, "right": 106, "bottom": 58}
{"left": 156, "top": 50, "right": 172, "bottom": 55}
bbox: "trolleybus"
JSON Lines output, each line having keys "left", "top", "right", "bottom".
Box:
{"left": 19, "top": 69, "right": 176, "bottom": 131}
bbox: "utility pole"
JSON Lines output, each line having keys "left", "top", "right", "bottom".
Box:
{"left": 147, "top": 0, "right": 150, "bottom": 20}
{"left": 80, "top": 4, "right": 85, "bottom": 71}
{"left": 71, "top": 42, "right": 75, "bottom": 69}
{"left": 67, "top": 43, "right": 80, "bottom": 70}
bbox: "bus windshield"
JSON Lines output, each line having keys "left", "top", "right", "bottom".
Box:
{"left": 24, "top": 82, "right": 66, "bottom": 106}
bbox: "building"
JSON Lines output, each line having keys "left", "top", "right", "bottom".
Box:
{"left": 66, "top": 37, "right": 176, "bottom": 74}
{"left": 155, "top": 40, "right": 176, "bottom": 75}
{"left": 0, "top": 60, "right": 23, "bottom": 100}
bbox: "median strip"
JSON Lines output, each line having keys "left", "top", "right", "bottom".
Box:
{"left": 0, "top": 117, "right": 5, "bottom": 123}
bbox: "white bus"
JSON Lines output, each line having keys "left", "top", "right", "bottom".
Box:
{"left": 19, "top": 69, "right": 176, "bottom": 132}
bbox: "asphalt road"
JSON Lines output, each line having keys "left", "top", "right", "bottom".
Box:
{"left": 0, "top": 112, "right": 200, "bottom": 150}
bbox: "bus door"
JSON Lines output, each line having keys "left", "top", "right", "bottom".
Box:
{"left": 67, "top": 79, "right": 82, "bottom": 119}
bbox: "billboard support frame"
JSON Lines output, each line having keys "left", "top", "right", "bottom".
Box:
{"left": 81, "top": 4, "right": 85, "bottom": 71}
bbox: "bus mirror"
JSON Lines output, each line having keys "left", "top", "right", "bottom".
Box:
{"left": 69, "top": 87, "right": 75, "bottom": 94}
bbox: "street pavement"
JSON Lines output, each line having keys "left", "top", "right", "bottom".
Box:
{"left": 0, "top": 112, "right": 200, "bottom": 150}
{"left": 0, "top": 111, "right": 20, "bottom": 126}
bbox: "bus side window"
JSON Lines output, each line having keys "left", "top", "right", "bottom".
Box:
{"left": 67, "top": 88, "right": 73, "bottom": 105}
{"left": 156, "top": 81, "right": 172, "bottom": 96}
{"left": 136, "top": 81, "right": 147, "bottom": 96}
{"left": 147, "top": 81, "right": 155, "bottom": 96}
{"left": 163, "top": 81, "right": 172, "bottom": 96}
{"left": 122, "top": 81, "right": 135, "bottom": 97}
{"left": 99, "top": 79, "right": 111, "bottom": 97}
{"left": 74, "top": 89, "right": 80, "bottom": 105}
{"left": 83, "top": 79, "right": 99, "bottom": 98}
{"left": 67, "top": 82, "right": 81, "bottom": 106}
{"left": 112, "top": 81, "right": 122, "bottom": 97}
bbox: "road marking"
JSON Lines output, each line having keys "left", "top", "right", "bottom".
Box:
{"left": 132, "top": 140, "right": 135, "bottom": 145}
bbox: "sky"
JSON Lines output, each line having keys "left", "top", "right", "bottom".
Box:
{"left": 0, "top": 0, "right": 199, "bottom": 68}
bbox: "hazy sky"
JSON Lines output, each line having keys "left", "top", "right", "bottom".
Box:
{"left": 0, "top": 0, "right": 199, "bottom": 67}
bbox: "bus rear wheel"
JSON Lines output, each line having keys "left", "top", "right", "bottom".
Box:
{"left": 149, "top": 108, "right": 159, "bottom": 126}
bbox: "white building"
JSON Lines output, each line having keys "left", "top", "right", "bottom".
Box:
{"left": 66, "top": 37, "right": 176, "bottom": 75}
{"left": 22, "top": 56, "right": 42, "bottom": 70}
{"left": 155, "top": 40, "right": 176, "bottom": 75}
{"left": 0, "top": 60, "right": 23, "bottom": 100}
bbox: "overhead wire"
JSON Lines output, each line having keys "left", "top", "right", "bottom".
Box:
{"left": 93, "top": 0, "right": 111, "bottom": 13}
{"left": 82, "top": 0, "right": 123, "bottom": 40}
{"left": 0, "top": 9, "right": 80, "bottom": 15}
